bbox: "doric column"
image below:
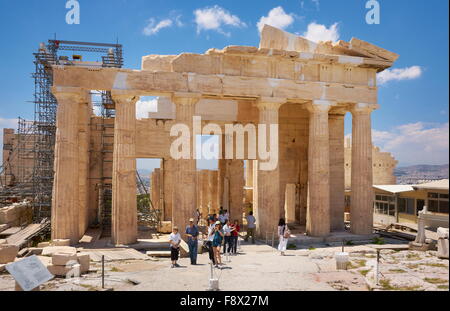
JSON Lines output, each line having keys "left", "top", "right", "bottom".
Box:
{"left": 111, "top": 92, "right": 138, "bottom": 245}
{"left": 329, "top": 111, "right": 346, "bottom": 231}
{"left": 209, "top": 170, "right": 219, "bottom": 214}
{"left": 171, "top": 92, "right": 200, "bottom": 235}
{"left": 285, "top": 184, "right": 296, "bottom": 224}
{"left": 253, "top": 98, "right": 284, "bottom": 237}
{"left": 227, "top": 160, "right": 244, "bottom": 220}
{"left": 162, "top": 158, "right": 175, "bottom": 221}
{"left": 78, "top": 93, "right": 91, "bottom": 237}
{"left": 244, "top": 160, "right": 254, "bottom": 204}
{"left": 306, "top": 100, "right": 334, "bottom": 237}
{"left": 51, "top": 87, "right": 87, "bottom": 244}
{"left": 350, "top": 103, "right": 377, "bottom": 235}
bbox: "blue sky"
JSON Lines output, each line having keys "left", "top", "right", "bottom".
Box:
{"left": 0, "top": 0, "right": 448, "bottom": 170}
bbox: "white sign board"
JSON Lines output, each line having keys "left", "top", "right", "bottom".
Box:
{"left": 5, "top": 255, "right": 54, "bottom": 291}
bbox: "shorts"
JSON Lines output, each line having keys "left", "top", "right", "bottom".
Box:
{"left": 170, "top": 247, "right": 179, "bottom": 261}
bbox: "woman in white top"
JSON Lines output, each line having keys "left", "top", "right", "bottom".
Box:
{"left": 277, "top": 218, "right": 289, "bottom": 256}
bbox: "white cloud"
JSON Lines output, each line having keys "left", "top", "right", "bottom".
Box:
{"left": 377, "top": 66, "right": 422, "bottom": 85}
{"left": 372, "top": 122, "right": 449, "bottom": 166}
{"left": 174, "top": 15, "right": 183, "bottom": 27}
{"left": 136, "top": 98, "right": 158, "bottom": 119}
{"left": 143, "top": 18, "right": 173, "bottom": 36}
{"left": 257, "top": 6, "right": 295, "bottom": 32}
{"left": 302, "top": 22, "right": 339, "bottom": 43}
{"left": 194, "top": 5, "right": 246, "bottom": 36}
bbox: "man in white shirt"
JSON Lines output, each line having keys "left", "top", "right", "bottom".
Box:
{"left": 169, "top": 227, "right": 181, "bottom": 268}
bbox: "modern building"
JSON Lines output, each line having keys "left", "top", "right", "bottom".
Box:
{"left": 372, "top": 179, "right": 449, "bottom": 226}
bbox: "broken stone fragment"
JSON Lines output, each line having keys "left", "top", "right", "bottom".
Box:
{"left": 52, "top": 239, "right": 71, "bottom": 246}
{"left": 0, "top": 244, "right": 19, "bottom": 264}
{"left": 47, "top": 264, "right": 73, "bottom": 277}
{"left": 52, "top": 252, "right": 78, "bottom": 266}
{"left": 37, "top": 242, "right": 51, "bottom": 248}
{"left": 76, "top": 253, "right": 90, "bottom": 273}
{"left": 41, "top": 246, "right": 76, "bottom": 257}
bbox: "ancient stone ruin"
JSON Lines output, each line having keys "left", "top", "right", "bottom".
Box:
{"left": 48, "top": 24, "right": 398, "bottom": 245}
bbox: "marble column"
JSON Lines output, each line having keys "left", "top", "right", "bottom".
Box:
{"left": 285, "top": 184, "right": 296, "bottom": 224}
{"left": 51, "top": 87, "right": 86, "bottom": 244}
{"left": 209, "top": 170, "right": 219, "bottom": 214}
{"left": 253, "top": 98, "right": 284, "bottom": 237}
{"left": 350, "top": 103, "right": 376, "bottom": 235}
{"left": 306, "top": 100, "right": 334, "bottom": 237}
{"left": 228, "top": 160, "right": 244, "bottom": 220}
{"left": 162, "top": 158, "right": 175, "bottom": 221}
{"left": 171, "top": 93, "right": 199, "bottom": 234}
{"left": 78, "top": 94, "right": 91, "bottom": 237}
{"left": 329, "top": 111, "right": 346, "bottom": 231}
{"left": 111, "top": 92, "right": 138, "bottom": 245}
{"left": 244, "top": 160, "right": 254, "bottom": 205}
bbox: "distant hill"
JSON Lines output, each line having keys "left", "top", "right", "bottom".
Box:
{"left": 395, "top": 164, "right": 449, "bottom": 184}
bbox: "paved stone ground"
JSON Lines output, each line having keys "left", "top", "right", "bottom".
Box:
{"left": 0, "top": 239, "right": 448, "bottom": 291}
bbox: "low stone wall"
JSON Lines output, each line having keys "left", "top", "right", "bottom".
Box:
{"left": 0, "top": 201, "right": 32, "bottom": 226}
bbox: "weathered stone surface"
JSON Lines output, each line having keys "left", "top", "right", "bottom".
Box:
{"left": 158, "top": 221, "right": 172, "bottom": 234}
{"left": 0, "top": 224, "right": 9, "bottom": 233}
{"left": 0, "top": 244, "right": 19, "bottom": 264}
{"left": 76, "top": 253, "right": 90, "bottom": 273}
{"left": 41, "top": 246, "right": 76, "bottom": 257}
{"left": 52, "top": 252, "right": 78, "bottom": 266}
{"left": 0, "top": 202, "right": 32, "bottom": 226}
{"left": 45, "top": 25, "right": 397, "bottom": 245}
{"left": 47, "top": 264, "right": 72, "bottom": 277}
{"left": 345, "top": 140, "right": 398, "bottom": 189}
{"left": 52, "top": 239, "right": 71, "bottom": 246}
{"left": 111, "top": 93, "right": 138, "bottom": 246}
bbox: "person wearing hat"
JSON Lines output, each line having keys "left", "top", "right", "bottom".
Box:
{"left": 185, "top": 217, "right": 199, "bottom": 265}
{"left": 212, "top": 221, "right": 225, "bottom": 268}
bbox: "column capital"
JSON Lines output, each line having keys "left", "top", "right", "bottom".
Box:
{"left": 110, "top": 91, "right": 140, "bottom": 104}
{"left": 172, "top": 92, "right": 202, "bottom": 106}
{"left": 51, "top": 86, "right": 87, "bottom": 102}
{"left": 306, "top": 100, "right": 337, "bottom": 113}
{"left": 350, "top": 103, "right": 379, "bottom": 115}
{"left": 329, "top": 106, "right": 348, "bottom": 117}
{"left": 255, "top": 97, "right": 286, "bottom": 110}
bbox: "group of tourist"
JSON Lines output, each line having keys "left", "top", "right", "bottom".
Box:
{"left": 168, "top": 208, "right": 291, "bottom": 268}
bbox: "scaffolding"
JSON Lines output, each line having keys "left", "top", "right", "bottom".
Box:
{"left": 0, "top": 39, "right": 123, "bottom": 224}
